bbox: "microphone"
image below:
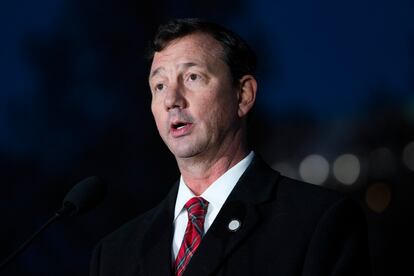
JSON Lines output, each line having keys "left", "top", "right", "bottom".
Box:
{"left": 0, "top": 176, "right": 106, "bottom": 271}
{"left": 58, "top": 176, "right": 106, "bottom": 217}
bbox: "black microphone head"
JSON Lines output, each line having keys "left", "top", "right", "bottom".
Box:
{"left": 61, "top": 176, "right": 106, "bottom": 216}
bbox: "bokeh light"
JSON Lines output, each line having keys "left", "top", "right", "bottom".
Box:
{"left": 333, "top": 154, "right": 360, "bottom": 185}
{"left": 402, "top": 141, "right": 414, "bottom": 172}
{"left": 299, "top": 154, "right": 329, "bottom": 185}
{"left": 272, "top": 162, "right": 298, "bottom": 180}
{"left": 366, "top": 182, "right": 391, "bottom": 214}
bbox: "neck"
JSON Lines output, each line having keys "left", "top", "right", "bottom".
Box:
{"left": 176, "top": 132, "right": 249, "bottom": 196}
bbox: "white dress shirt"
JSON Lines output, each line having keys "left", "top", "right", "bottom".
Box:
{"left": 172, "top": 151, "right": 254, "bottom": 260}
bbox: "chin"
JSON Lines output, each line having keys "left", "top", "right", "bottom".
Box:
{"left": 169, "top": 144, "right": 202, "bottom": 159}
{"left": 171, "top": 149, "right": 198, "bottom": 159}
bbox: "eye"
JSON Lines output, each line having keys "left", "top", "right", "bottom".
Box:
{"left": 154, "top": 83, "right": 165, "bottom": 92}
{"left": 189, "top": 73, "right": 199, "bottom": 81}
{"left": 187, "top": 73, "right": 202, "bottom": 81}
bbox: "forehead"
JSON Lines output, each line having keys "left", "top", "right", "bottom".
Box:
{"left": 150, "top": 33, "right": 225, "bottom": 75}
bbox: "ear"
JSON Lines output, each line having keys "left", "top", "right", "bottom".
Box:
{"left": 237, "top": 75, "right": 257, "bottom": 118}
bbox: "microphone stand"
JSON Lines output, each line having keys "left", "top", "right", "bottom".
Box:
{"left": 0, "top": 203, "right": 75, "bottom": 271}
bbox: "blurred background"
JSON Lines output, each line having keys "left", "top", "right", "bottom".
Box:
{"left": 1, "top": 0, "right": 413, "bottom": 275}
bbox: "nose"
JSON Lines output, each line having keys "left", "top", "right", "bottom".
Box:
{"left": 164, "top": 80, "right": 187, "bottom": 110}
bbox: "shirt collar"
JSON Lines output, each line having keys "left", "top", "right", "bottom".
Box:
{"left": 173, "top": 151, "right": 255, "bottom": 220}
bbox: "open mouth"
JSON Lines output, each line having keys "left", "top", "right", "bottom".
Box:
{"left": 170, "top": 121, "right": 193, "bottom": 137}
{"left": 172, "top": 122, "right": 188, "bottom": 130}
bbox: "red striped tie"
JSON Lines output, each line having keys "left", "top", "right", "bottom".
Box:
{"left": 174, "top": 197, "right": 209, "bottom": 276}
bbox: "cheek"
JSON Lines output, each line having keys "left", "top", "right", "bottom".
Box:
{"left": 151, "top": 104, "right": 165, "bottom": 130}
{"left": 198, "top": 98, "right": 233, "bottom": 129}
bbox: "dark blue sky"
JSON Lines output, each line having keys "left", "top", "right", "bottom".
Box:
{"left": 230, "top": 0, "right": 414, "bottom": 118}
{"left": 1, "top": 0, "right": 413, "bottom": 167}
{"left": 1, "top": 0, "right": 413, "bottom": 121}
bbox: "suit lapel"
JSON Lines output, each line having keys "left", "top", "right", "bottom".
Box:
{"left": 184, "top": 156, "right": 281, "bottom": 276}
{"left": 138, "top": 183, "right": 178, "bottom": 276}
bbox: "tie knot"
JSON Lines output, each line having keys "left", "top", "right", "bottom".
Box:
{"left": 184, "top": 197, "right": 209, "bottom": 219}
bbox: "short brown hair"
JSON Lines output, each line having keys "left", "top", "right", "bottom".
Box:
{"left": 149, "top": 18, "right": 256, "bottom": 85}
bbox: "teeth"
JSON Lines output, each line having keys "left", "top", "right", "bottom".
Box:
{"left": 177, "top": 125, "right": 186, "bottom": 130}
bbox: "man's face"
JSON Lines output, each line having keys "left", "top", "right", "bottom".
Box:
{"left": 149, "top": 33, "right": 241, "bottom": 160}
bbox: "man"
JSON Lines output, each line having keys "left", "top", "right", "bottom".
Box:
{"left": 90, "top": 18, "right": 371, "bottom": 276}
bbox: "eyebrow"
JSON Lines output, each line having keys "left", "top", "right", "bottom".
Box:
{"left": 149, "top": 62, "right": 204, "bottom": 80}
{"left": 149, "top": 67, "right": 166, "bottom": 80}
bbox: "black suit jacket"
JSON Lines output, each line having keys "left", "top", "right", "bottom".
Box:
{"left": 90, "top": 157, "right": 371, "bottom": 276}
